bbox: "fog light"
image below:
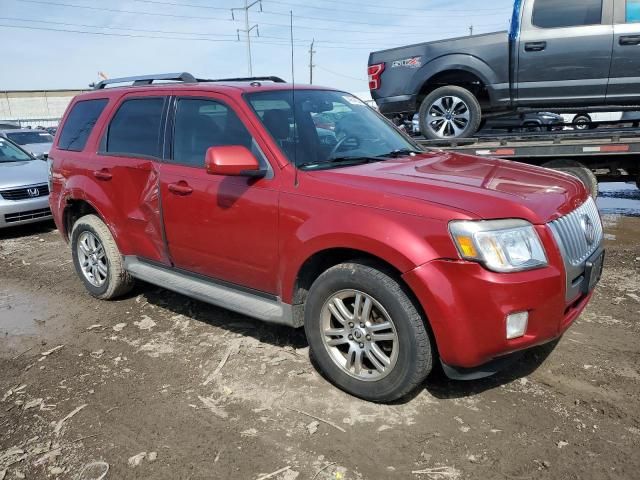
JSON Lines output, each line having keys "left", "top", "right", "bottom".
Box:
{"left": 506, "top": 312, "right": 528, "bottom": 339}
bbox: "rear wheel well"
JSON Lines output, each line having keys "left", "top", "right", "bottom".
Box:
{"left": 63, "top": 200, "right": 99, "bottom": 239}
{"left": 418, "top": 70, "right": 489, "bottom": 110}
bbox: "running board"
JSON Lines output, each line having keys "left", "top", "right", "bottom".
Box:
{"left": 123, "top": 257, "right": 298, "bottom": 328}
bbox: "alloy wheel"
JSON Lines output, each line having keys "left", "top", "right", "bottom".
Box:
{"left": 320, "top": 290, "right": 399, "bottom": 381}
{"left": 426, "top": 95, "right": 471, "bottom": 138}
{"left": 77, "top": 231, "right": 108, "bottom": 287}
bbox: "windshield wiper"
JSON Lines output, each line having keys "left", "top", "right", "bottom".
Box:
{"left": 298, "top": 156, "right": 384, "bottom": 170}
{"left": 377, "top": 148, "right": 423, "bottom": 158}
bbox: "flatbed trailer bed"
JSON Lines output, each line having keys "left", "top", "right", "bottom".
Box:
{"left": 417, "top": 129, "right": 640, "bottom": 193}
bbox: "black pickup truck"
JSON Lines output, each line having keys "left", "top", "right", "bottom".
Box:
{"left": 368, "top": 0, "right": 640, "bottom": 139}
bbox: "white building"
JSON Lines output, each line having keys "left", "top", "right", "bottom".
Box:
{"left": 0, "top": 90, "right": 86, "bottom": 128}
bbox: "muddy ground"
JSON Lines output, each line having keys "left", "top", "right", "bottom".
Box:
{"left": 1, "top": 184, "right": 639, "bottom": 480}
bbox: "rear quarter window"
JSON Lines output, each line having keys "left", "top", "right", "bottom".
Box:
{"left": 58, "top": 99, "right": 109, "bottom": 151}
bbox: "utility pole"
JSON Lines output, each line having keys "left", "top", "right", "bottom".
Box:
{"left": 232, "top": 0, "right": 262, "bottom": 76}
{"left": 309, "top": 39, "right": 315, "bottom": 84}
{"left": 469, "top": 24, "right": 474, "bottom": 36}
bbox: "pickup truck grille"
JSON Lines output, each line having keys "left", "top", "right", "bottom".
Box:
{"left": 548, "top": 197, "right": 603, "bottom": 267}
{"left": 5, "top": 207, "right": 52, "bottom": 223}
{"left": 0, "top": 184, "right": 49, "bottom": 201}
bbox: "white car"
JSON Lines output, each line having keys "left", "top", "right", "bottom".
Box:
{"left": 562, "top": 112, "right": 624, "bottom": 130}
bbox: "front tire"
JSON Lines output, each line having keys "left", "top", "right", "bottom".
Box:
{"left": 543, "top": 159, "right": 599, "bottom": 199}
{"left": 304, "top": 262, "right": 433, "bottom": 403}
{"left": 71, "top": 214, "right": 134, "bottom": 300}
{"left": 419, "top": 86, "right": 482, "bottom": 140}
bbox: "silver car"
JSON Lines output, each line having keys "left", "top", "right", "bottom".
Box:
{"left": 0, "top": 137, "right": 52, "bottom": 229}
{"left": 0, "top": 129, "right": 54, "bottom": 159}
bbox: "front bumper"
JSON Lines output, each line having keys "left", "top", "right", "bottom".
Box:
{"left": 402, "top": 257, "right": 593, "bottom": 370}
{"left": 0, "top": 195, "right": 52, "bottom": 229}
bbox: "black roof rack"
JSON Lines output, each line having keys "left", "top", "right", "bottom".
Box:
{"left": 199, "top": 76, "right": 287, "bottom": 84}
{"left": 93, "top": 72, "right": 197, "bottom": 90}
{"left": 93, "top": 72, "right": 286, "bottom": 90}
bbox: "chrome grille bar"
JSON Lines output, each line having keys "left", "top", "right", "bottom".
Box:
{"left": 549, "top": 197, "right": 603, "bottom": 267}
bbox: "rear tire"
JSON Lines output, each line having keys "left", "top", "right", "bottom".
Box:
{"left": 71, "top": 214, "right": 134, "bottom": 300}
{"left": 304, "top": 262, "right": 433, "bottom": 403}
{"left": 419, "top": 86, "right": 482, "bottom": 140}
{"left": 542, "top": 159, "right": 599, "bottom": 199}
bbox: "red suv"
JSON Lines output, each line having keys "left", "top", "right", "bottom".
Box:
{"left": 49, "top": 73, "right": 604, "bottom": 402}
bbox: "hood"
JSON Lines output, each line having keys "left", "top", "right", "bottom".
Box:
{"left": 0, "top": 160, "right": 49, "bottom": 190}
{"left": 307, "top": 152, "right": 588, "bottom": 224}
{"left": 21, "top": 142, "right": 52, "bottom": 158}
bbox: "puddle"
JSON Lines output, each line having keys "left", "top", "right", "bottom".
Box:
{"left": 0, "top": 285, "right": 66, "bottom": 357}
{"left": 598, "top": 182, "right": 640, "bottom": 217}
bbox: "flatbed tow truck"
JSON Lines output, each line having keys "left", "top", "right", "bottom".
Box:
{"left": 417, "top": 124, "right": 640, "bottom": 198}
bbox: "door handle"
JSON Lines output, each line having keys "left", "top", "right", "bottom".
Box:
{"left": 168, "top": 181, "right": 193, "bottom": 196}
{"left": 93, "top": 169, "right": 112, "bottom": 181}
{"left": 620, "top": 35, "right": 640, "bottom": 46}
{"left": 524, "top": 41, "right": 547, "bottom": 52}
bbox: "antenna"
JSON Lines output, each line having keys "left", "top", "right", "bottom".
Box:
{"left": 291, "top": 10, "right": 299, "bottom": 188}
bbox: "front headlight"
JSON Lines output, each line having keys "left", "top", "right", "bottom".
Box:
{"left": 449, "top": 219, "right": 547, "bottom": 272}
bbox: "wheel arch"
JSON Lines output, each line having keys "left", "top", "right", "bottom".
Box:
{"left": 289, "top": 247, "right": 435, "bottom": 339}
{"left": 62, "top": 198, "right": 106, "bottom": 240}
{"left": 412, "top": 55, "right": 498, "bottom": 109}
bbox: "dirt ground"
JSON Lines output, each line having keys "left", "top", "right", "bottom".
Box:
{"left": 1, "top": 185, "right": 639, "bottom": 480}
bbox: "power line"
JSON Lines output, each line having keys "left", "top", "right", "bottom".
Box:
{"left": 130, "top": 0, "right": 508, "bottom": 19}
{"left": 315, "top": 65, "right": 364, "bottom": 82}
{"left": 263, "top": 0, "right": 509, "bottom": 13}
{"left": 0, "top": 23, "right": 406, "bottom": 50}
{"left": 0, "top": 23, "right": 240, "bottom": 42}
{"left": 13, "top": 0, "right": 507, "bottom": 35}
{"left": 1, "top": 16, "right": 479, "bottom": 49}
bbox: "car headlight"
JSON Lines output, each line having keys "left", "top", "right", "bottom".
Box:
{"left": 449, "top": 219, "right": 547, "bottom": 272}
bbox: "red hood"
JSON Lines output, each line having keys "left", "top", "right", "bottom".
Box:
{"left": 307, "top": 151, "right": 588, "bottom": 224}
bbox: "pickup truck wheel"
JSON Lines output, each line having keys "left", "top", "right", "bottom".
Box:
{"left": 419, "top": 86, "right": 482, "bottom": 139}
{"left": 304, "top": 262, "right": 433, "bottom": 402}
{"left": 71, "top": 214, "right": 134, "bottom": 300}
{"left": 542, "top": 159, "right": 599, "bottom": 199}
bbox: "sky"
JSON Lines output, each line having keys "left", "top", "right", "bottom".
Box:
{"left": 0, "top": 0, "right": 514, "bottom": 93}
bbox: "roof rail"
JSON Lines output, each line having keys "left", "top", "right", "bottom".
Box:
{"left": 92, "top": 73, "right": 287, "bottom": 90}
{"left": 93, "top": 72, "right": 197, "bottom": 90}
{"left": 198, "top": 76, "right": 287, "bottom": 84}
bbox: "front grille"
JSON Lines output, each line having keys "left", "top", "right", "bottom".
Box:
{"left": 4, "top": 207, "right": 52, "bottom": 223}
{"left": 0, "top": 184, "right": 49, "bottom": 201}
{"left": 548, "top": 197, "right": 603, "bottom": 267}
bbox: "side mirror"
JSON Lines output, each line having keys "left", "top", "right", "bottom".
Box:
{"left": 205, "top": 146, "right": 266, "bottom": 178}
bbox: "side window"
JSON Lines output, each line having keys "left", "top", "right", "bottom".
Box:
{"left": 105, "top": 98, "right": 164, "bottom": 158}
{"left": 172, "top": 98, "right": 256, "bottom": 168}
{"left": 532, "top": 0, "right": 603, "bottom": 28}
{"left": 58, "top": 99, "right": 108, "bottom": 151}
{"left": 627, "top": 0, "right": 640, "bottom": 22}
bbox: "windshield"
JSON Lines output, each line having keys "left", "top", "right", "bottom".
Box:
{"left": 0, "top": 138, "right": 33, "bottom": 162}
{"left": 246, "top": 89, "right": 420, "bottom": 169}
{"left": 6, "top": 131, "right": 54, "bottom": 145}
